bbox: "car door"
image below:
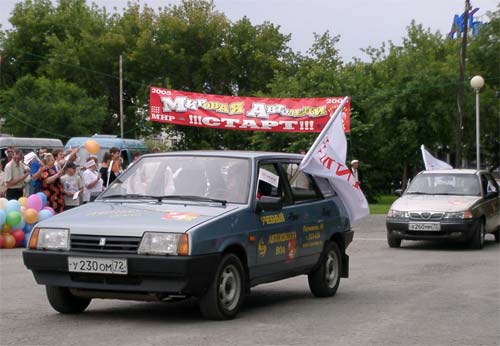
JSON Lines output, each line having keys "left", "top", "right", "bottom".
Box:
{"left": 281, "top": 162, "right": 330, "bottom": 268}
{"left": 480, "top": 173, "right": 500, "bottom": 232}
{"left": 251, "top": 161, "right": 303, "bottom": 279}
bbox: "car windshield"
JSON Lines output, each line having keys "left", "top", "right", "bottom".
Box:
{"left": 100, "top": 155, "right": 251, "bottom": 204}
{"left": 406, "top": 173, "right": 481, "bottom": 196}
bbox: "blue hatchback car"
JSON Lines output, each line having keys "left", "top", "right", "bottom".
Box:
{"left": 23, "top": 151, "right": 354, "bottom": 319}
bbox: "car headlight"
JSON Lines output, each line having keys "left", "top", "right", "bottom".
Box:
{"left": 138, "top": 232, "right": 189, "bottom": 256}
{"left": 28, "top": 228, "right": 70, "bottom": 250}
{"left": 444, "top": 211, "right": 473, "bottom": 219}
{"left": 387, "top": 209, "right": 409, "bottom": 219}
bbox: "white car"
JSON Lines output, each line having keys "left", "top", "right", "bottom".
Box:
{"left": 386, "top": 169, "right": 500, "bottom": 249}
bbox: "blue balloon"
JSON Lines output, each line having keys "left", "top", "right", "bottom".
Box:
{"left": 38, "top": 209, "right": 53, "bottom": 221}
{"left": 6, "top": 200, "right": 21, "bottom": 214}
{"left": 0, "top": 210, "right": 5, "bottom": 226}
{"left": 23, "top": 232, "right": 31, "bottom": 247}
{"left": 14, "top": 219, "right": 26, "bottom": 230}
{"left": 24, "top": 223, "right": 35, "bottom": 233}
{"left": 36, "top": 192, "right": 48, "bottom": 207}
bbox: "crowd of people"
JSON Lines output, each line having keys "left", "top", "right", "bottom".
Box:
{"left": 0, "top": 146, "right": 147, "bottom": 214}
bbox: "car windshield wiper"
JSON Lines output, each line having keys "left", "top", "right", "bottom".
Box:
{"left": 158, "top": 195, "right": 227, "bottom": 206}
{"left": 406, "top": 191, "right": 431, "bottom": 195}
{"left": 101, "top": 194, "right": 159, "bottom": 200}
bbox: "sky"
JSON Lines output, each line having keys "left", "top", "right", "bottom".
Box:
{"left": 0, "top": 0, "right": 498, "bottom": 61}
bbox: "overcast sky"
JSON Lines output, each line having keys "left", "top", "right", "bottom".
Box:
{"left": 0, "top": 0, "right": 497, "bottom": 61}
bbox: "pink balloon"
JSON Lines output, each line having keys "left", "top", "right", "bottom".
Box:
{"left": 42, "top": 207, "right": 56, "bottom": 216}
{"left": 26, "top": 194, "right": 43, "bottom": 211}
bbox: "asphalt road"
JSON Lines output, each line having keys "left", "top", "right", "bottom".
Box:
{"left": 1, "top": 215, "right": 499, "bottom": 346}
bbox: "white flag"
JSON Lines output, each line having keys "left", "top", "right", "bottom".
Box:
{"left": 299, "top": 97, "right": 369, "bottom": 223}
{"left": 420, "top": 145, "right": 452, "bottom": 170}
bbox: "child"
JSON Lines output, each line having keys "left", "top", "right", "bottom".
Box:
{"left": 60, "top": 162, "right": 83, "bottom": 210}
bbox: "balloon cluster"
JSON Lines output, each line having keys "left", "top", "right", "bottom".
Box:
{"left": 0, "top": 193, "right": 55, "bottom": 249}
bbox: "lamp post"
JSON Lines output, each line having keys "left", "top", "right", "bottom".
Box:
{"left": 470, "top": 75, "right": 484, "bottom": 170}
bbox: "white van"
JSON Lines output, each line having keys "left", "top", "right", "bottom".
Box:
{"left": 0, "top": 136, "right": 64, "bottom": 161}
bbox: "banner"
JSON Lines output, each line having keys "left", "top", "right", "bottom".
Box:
{"left": 300, "top": 97, "right": 369, "bottom": 223}
{"left": 149, "top": 87, "right": 350, "bottom": 133}
{"left": 421, "top": 145, "right": 453, "bottom": 170}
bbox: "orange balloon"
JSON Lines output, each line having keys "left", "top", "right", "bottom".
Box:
{"left": 1, "top": 224, "right": 11, "bottom": 233}
{"left": 3, "top": 233, "right": 16, "bottom": 249}
{"left": 24, "top": 208, "right": 39, "bottom": 224}
{"left": 85, "top": 140, "right": 100, "bottom": 155}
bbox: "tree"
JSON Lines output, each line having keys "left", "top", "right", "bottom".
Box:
{"left": 0, "top": 75, "right": 107, "bottom": 140}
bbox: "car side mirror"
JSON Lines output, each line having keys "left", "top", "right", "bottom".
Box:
{"left": 256, "top": 196, "right": 282, "bottom": 212}
{"left": 394, "top": 189, "right": 403, "bottom": 197}
{"left": 486, "top": 190, "right": 499, "bottom": 199}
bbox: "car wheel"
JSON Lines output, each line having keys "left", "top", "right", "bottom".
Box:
{"left": 308, "top": 241, "right": 341, "bottom": 297}
{"left": 469, "top": 220, "right": 485, "bottom": 250}
{"left": 494, "top": 228, "right": 500, "bottom": 243}
{"left": 199, "top": 253, "right": 245, "bottom": 320}
{"left": 387, "top": 231, "right": 402, "bottom": 248}
{"left": 46, "top": 286, "right": 91, "bottom": 314}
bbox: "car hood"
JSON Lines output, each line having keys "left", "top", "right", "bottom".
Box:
{"left": 391, "top": 195, "right": 482, "bottom": 213}
{"left": 36, "top": 201, "right": 241, "bottom": 237}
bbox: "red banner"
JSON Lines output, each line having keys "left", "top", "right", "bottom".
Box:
{"left": 149, "top": 87, "right": 350, "bottom": 133}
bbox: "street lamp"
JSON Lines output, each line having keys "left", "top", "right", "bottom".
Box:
{"left": 470, "top": 75, "right": 484, "bottom": 170}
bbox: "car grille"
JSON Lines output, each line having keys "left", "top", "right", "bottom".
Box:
{"left": 409, "top": 212, "right": 444, "bottom": 220}
{"left": 70, "top": 235, "right": 141, "bottom": 254}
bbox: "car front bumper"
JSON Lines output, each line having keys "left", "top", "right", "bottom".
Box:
{"left": 386, "top": 218, "right": 480, "bottom": 241}
{"left": 23, "top": 250, "right": 220, "bottom": 298}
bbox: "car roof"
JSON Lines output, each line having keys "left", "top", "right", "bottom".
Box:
{"left": 142, "top": 150, "right": 304, "bottom": 160}
{"left": 419, "top": 169, "right": 482, "bottom": 175}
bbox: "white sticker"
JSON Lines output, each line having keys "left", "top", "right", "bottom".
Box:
{"left": 258, "top": 169, "right": 279, "bottom": 188}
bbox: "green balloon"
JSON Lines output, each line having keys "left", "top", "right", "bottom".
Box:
{"left": 6, "top": 211, "right": 22, "bottom": 227}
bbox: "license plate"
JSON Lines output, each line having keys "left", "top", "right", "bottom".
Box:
{"left": 409, "top": 222, "right": 441, "bottom": 231}
{"left": 68, "top": 257, "right": 128, "bottom": 275}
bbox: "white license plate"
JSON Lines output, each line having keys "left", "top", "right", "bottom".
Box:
{"left": 68, "top": 257, "right": 128, "bottom": 275}
{"left": 409, "top": 222, "right": 441, "bottom": 231}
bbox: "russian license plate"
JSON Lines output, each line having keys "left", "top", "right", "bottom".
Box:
{"left": 409, "top": 222, "right": 441, "bottom": 231}
{"left": 68, "top": 257, "right": 128, "bottom": 275}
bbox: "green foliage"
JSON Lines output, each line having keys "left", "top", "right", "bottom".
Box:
{"left": 0, "top": 75, "right": 107, "bottom": 140}
{"left": 0, "top": 0, "right": 498, "bottom": 199}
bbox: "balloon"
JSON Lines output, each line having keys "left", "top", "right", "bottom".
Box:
{"left": 20, "top": 206, "right": 26, "bottom": 215}
{"left": 0, "top": 234, "right": 3, "bottom": 248}
{"left": 24, "top": 208, "right": 39, "bottom": 224}
{"left": 18, "top": 197, "right": 28, "bottom": 207}
{"left": 13, "top": 219, "right": 26, "bottom": 230}
{"left": 24, "top": 223, "right": 35, "bottom": 234}
{"left": 43, "top": 206, "right": 56, "bottom": 216}
{"left": 0, "top": 198, "right": 8, "bottom": 210}
{"left": 36, "top": 192, "right": 48, "bottom": 207}
{"left": 26, "top": 195, "right": 42, "bottom": 211}
{"left": 3, "top": 233, "right": 16, "bottom": 249}
{"left": 38, "top": 209, "right": 53, "bottom": 221}
{"left": 1, "top": 224, "right": 11, "bottom": 233}
{"left": 85, "top": 140, "right": 100, "bottom": 155}
{"left": 23, "top": 232, "right": 30, "bottom": 248}
{"left": 6, "top": 200, "right": 21, "bottom": 214}
{"left": 11, "top": 230, "right": 25, "bottom": 247}
{"left": 6, "top": 211, "right": 22, "bottom": 227}
{"left": 0, "top": 210, "right": 5, "bottom": 226}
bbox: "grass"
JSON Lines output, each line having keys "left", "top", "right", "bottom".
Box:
{"left": 369, "top": 194, "right": 398, "bottom": 215}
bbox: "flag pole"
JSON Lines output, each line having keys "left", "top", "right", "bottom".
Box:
{"left": 300, "top": 96, "right": 350, "bottom": 168}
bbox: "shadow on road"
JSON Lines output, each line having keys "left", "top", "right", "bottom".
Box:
{"left": 49, "top": 286, "right": 314, "bottom": 322}
{"left": 397, "top": 238, "right": 498, "bottom": 252}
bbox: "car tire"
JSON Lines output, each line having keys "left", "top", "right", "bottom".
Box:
{"left": 308, "top": 241, "right": 341, "bottom": 298}
{"left": 494, "top": 228, "right": 500, "bottom": 243}
{"left": 199, "top": 253, "right": 245, "bottom": 320}
{"left": 46, "top": 286, "right": 91, "bottom": 314}
{"left": 469, "top": 220, "right": 485, "bottom": 250}
{"left": 387, "top": 231, "right": 402, "bottom": 248}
